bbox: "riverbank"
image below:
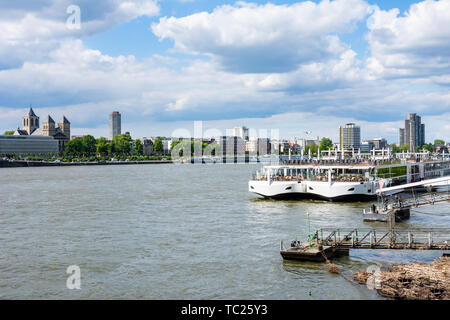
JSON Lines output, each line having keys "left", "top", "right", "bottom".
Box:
{"left": 354, "top": 256, "right": 450, "bottom": 300}
{"left": 0, "top": 159, "right": 172, "bottom": 168}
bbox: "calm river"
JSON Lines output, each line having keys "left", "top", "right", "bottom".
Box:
{"left": 0, "top": 164, "right": 448, "bottom": 299}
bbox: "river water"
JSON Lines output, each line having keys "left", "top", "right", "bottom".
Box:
{"left": 0, "top": 164, "right": 448, "bottom": 299}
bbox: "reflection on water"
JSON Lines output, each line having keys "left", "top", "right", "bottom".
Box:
{"left": 0, "top": 164, "right": 448, "bottom": 299}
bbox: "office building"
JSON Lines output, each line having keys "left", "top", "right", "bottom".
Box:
{"left": 109, "top": 111, "right": 121, "bottom": 140}
{"left": 399, "top": 113, "right": 425, "bottom": 152}
{"left": 0, "top": 135, "right": 58, "bottom": 155}
{"left": 362, "top": 138, "right": 389, "bottom": 151}
{"left": 216, "top": 136, "right": 246, "bottom": 156}
{"left": 339, "top": 123, "right": 361, "bottom": 150}
{"left": 245, "top": 138, "right": 271, "bottom": 155}
{"left": 233, "top": 126, "right": 249, "bottom": 141}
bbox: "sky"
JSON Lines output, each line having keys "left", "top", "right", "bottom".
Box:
{"left": 0, "top": 0, "right": 449, "bottom": 143}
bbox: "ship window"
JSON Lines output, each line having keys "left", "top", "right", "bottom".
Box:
{"left": 309, "top": 187, "right": 314, "bottom": 190}
{"left": 348, "top": 188, "right": 355, "bottom": 191}
{"left": 285, "top": 186, "right": 292, "bottom": 190}
{"left": 250, "top": 186, "right": 254, "bottom": 189}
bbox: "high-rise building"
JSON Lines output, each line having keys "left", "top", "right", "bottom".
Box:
{"left": 109, "top": 111, "right": 121, "bottom": 140}
{"left": 339, "top": 123, "right": 361, "bottom": 150}
{"left": 233, "top": 126, "right": 249, "bottom": 141}
{"left": 399, "top": 113, "right": 425, "bottom": 152}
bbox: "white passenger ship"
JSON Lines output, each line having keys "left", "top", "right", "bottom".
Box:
{"left": 249, "top": 158, "right": 450, "bottom": 201}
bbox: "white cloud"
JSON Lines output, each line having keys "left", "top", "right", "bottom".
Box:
{"left": 152, "top": 0, "right": 371, "bottom": 73}
{"left": 366, "top": 0, "right": 450, "bottom": 79}
{"left": 0, "top": 0, "right": 159, "bottom": 69}
{"left": 1, "top": 0, "right": 450, "bottom": 145}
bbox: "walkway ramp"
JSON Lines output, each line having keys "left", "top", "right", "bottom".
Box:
{"left": 318, "top": 228, "right": 450, "bottom": 250}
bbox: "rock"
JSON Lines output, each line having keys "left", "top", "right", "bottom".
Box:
{"left": 354, "top": 257, "right": 450, "bottom": 300}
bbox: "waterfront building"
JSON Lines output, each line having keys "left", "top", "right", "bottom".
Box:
{"left": 233, "top": 126, "right": 249, "bottom": 141}
{"left": 271, "top": 140, "right": 292, "bottom": 154}
{"left": 215, "top": 136, "right": 246, "bottom": 156}
{"left": 363, "top": 138, "right": 389, "bottom": 150}
{"left": 162, "top": 140, "right": 172, "bottom": 155}
{"left": 245, "top": 138, "right": 271, "bottom": 156}
{"left": 339, "top": 123, "right": 361, "bottom": 150}
{"left": 0, "top": 135, "right": 58, "bottom": 155}
{"left": 360, "top": 141, "right": 374, "bottom": 153}
{"left": 140, "top": 138, "right": 154, "bottom": 155}
{"left": 399, "top": 113, "right": 425, "bottom": 152}
{"left": 14, "top": 108, "right": 70, "bottom": 153}
{"left": 436, "top": 145, "right": 448, "bottom": 153}
{"left": 295, "top": 137, "right": 320, "bottom": 149}
{"left": 109, "top": 111, "right": 121, "bottom": 140}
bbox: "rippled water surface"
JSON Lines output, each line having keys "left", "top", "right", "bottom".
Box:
{"left": 1, "top": 164, "right": 449, "bottom": 299}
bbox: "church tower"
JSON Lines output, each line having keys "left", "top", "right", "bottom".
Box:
{"left": 58, "top": 116, "right": 71, "bottom": 139}
{"left": 22, "top": 107, "right": 39, "bottom": 135}
{"left": 42, "top": 115, "right": 56, "bottom": 136}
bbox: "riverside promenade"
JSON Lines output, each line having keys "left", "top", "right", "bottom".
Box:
{"left": 0, "top": 159, "right": 172, "bottom": 168}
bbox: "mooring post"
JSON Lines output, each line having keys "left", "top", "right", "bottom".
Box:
{"left": 428, "top": 232, "right": 432, "bottom": 248}
{"left": 408, "top": 232, "right": 412, "bottom": 248}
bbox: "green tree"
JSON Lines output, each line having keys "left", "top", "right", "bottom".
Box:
{"left": 134, "top": 139, "right": 143, "bottom": 156}
{"left": 113, "top": 134, "right": 132, "bottom": 154}
{"left": 305, "top": 145, "right": 319, "bottom": 157}
{"left": 154, "top": 139, "right": 164, "bottom": 154}
{"left": 170, "top": 140, "right": 181, "bottom": 152}
{"left": 434, "top": 139, "right": 445, "bottom": 146}
{"left": 422, "top": 143, "right": 434, "bottom": 152}
{"left": 319, "top": 137, "right": 333, "bottom": 150}
{"left": 170, "top": 140, "right": 190, "bottom": 157}
{"left": 82, "top": 135, "right": 97, "bottom": 155}
{"left": 400, "top": 144, "right": 410, "bottom": 152}
{"left": 390, "top": 144, "right": 401, "bottom": 153}
{"left": 96, "top": 137, "right": 110, "bottom": 155}
{"left": 3, "top": 130, "right": 14, "bottom": 135}
{"left": 65, "top": 138, "right": 84, "bottom": 155}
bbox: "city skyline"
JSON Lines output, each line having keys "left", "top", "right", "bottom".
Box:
{"left": 3, "top": 106, "right": 444, "bottom": 148}
{"left": 0, "top": 0, "right": 449, "bottom": 142}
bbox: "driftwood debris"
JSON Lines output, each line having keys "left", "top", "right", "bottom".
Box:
{"left": 354, "top": 257, "right": 450, "bottom": 300}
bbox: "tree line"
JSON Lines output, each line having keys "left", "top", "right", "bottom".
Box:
{"left": 65, "top": 134, "right": 164, "bottom": 156}
{"left": 390, "top": 139, "right": 447, "bottom": 153}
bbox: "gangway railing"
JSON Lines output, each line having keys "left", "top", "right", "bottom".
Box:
{"left": 316, "top": 228, "right": 450, "bottom": 250}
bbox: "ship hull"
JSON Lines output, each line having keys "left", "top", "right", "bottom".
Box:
{"left": 249, "top": 180, "right": 378, "bottom": 202}
{"left": 257, "top": 192, "right": 377, "bottom": 202}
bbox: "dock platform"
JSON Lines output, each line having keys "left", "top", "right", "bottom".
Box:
{"left": 281, "top": 228, "right": 450, "bottom": 262}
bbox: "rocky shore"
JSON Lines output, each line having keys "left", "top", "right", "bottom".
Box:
{"left": 354, "top": 256, "right": 450, "bottom": 300}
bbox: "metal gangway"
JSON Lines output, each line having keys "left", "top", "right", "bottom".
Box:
{"left": 375, "top": 176, "right": 450, "bottom": 213}
{"left": 317, "top": 228, "right": 450, "bottom": 250}
{"left": 396, "top": 192, "right": 450, "bottom": 209}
